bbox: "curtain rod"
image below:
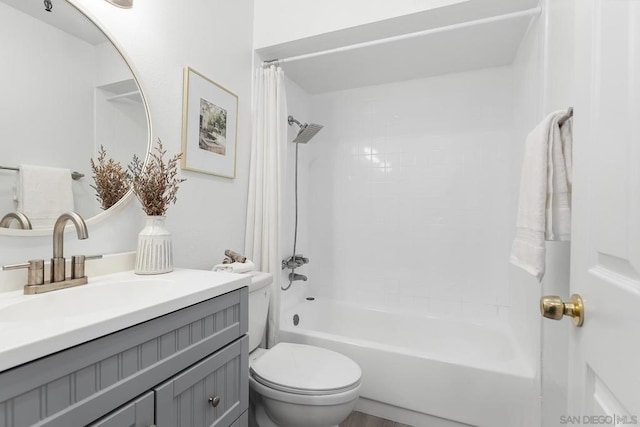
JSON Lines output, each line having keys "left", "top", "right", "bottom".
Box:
{"left": 262, "top": 6, "right": 542, "bottom": 67}
{"left": 0, "top": 165, "right": 85, "bottom": 180}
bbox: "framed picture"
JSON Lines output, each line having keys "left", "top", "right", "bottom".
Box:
{"left": 181, "top": 67, "right": 238, "bottom": 178}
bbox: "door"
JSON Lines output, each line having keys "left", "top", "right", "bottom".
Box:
{"left": 567, "top": 0, "right": 640, "bottom": 421}
{"left": 154, "top": 337, "right": 248, "bottom": 427}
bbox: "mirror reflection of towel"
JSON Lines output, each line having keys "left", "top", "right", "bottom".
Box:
{"left": 15, "top": 165, "right": 74, "bottom": 229}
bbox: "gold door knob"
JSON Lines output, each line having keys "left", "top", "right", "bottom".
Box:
{"left": 540, "top": 294, "right": 584, "bottom": 327}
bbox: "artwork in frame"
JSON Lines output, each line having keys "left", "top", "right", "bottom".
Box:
{"left": 181, "top": 67, "right": 238, "bottom": 178}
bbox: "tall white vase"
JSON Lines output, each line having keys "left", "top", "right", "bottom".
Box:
{"left": 135, "top": 215, "right": 173, "bottom": 274}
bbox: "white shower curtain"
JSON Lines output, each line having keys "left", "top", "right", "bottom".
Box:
{"left": 245, "top": 65, "right": 287, "bottom": 348}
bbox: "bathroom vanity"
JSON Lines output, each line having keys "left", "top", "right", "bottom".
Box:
{"left": 0, "top": 269, "right": 249, "bottom": 427}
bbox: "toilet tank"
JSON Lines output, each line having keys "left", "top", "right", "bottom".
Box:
{"left": 246, "top": 271, "right": 272, "bottom": 352}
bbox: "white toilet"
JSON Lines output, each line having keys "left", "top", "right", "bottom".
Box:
{"left": 247, "top": 272, "right": 362, "bottom": 427}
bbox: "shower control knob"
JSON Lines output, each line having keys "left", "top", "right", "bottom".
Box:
{"left": 540, "top": 294, "right": 584, "bottom": 327}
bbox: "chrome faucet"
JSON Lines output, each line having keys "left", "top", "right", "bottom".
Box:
{"left": 51, "top": 212, "right": 88, "bottom": 283}
{"left": 2, "top": 212, "right": 102, "bottom": 294}
{"left": 282, "top": 254, "right": 311, "bottom": 290}
{"left": 0, "top": 212, "right": 32, "bottom": 229}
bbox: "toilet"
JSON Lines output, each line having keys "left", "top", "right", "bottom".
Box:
{"left": 246, "top": 272, "right": 361, "bottom": 427}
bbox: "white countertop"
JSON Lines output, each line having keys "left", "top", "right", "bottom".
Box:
{"left": 0, "top": 268, "right": 249, "bottom": 372}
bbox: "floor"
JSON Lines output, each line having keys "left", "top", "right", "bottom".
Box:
{"left": 340, "top": 411, "right": 413, "bottom": 427}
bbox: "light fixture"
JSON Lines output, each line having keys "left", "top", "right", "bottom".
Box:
{"left": 44, "top": 0, "right": 52, "bottom": 12}
{"left": 105, "top": 0, "right": 133, "bottom": 8}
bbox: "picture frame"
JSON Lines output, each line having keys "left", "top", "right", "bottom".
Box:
{"left": 181, "top": 67, "right": 238, "bottom": 178}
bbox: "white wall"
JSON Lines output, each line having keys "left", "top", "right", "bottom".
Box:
{"left": 298, "top": 67, "right": 517, "bottom": 322}
{"left": 0, "top": 0, "right": 255, "bottom": 280}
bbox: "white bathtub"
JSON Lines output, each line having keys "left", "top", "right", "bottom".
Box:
{"left": 280, "top": 299, "right": 537, "bottom": 427}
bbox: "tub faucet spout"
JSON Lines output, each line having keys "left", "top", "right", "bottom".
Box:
{"left": 289, "top": 272, "right": 307, "bottom": 282}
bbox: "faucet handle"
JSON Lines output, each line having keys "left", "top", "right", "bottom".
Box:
{"left": 2, "top": 262, "right": 29, "bottom": 270}
{"left": 71, "top": 254, "right": 103, "bottom": 279}
{"left": 3, "top": 260, "right": 45, "bottom": 286}
{"left": 282, "top": 255, "right": 311, "bottom": 270}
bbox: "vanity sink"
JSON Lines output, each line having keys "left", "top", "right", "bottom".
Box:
{"left": 0, "top": 278, "right": 175, "bottom": 322}
{"left": 0, "top": 268, "right": 250, "bottom": 372}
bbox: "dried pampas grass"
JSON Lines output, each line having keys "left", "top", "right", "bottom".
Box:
{"left": 90, "top": 146, "right": 130, "bottom": 210}
{"left": 129, "top": 138, "right": 186, "bottom": 216}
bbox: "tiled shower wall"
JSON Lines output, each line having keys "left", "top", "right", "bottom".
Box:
{"left": 301, "top": 66, "right": 520, "bottom": 322}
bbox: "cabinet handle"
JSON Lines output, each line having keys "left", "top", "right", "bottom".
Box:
{"left": 208, "top": 396, "right": 221, "bottom": 407}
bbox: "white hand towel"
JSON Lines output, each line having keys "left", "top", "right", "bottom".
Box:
{"left": 510, "top": 111, "right": 573, "bottom": 281}
{"left": 213, "top": 260, "right": 256, "bottom": 273}
{"left": 16, "top": 165, "right": 74, "bottom": 229}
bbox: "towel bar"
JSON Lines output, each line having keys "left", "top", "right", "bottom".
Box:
{"left": 0, "top": 165, "right": 84, "bottom": 180}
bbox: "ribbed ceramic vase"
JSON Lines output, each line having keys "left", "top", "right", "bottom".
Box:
{"left": 135, "top": 215, "right": 173, "bottom": 274}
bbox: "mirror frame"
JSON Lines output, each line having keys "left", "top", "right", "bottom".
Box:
{"left": 0, "top": 0, "right": 151, "bottom": 237}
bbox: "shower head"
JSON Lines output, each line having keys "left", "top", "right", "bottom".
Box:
{"left": 293, "top": 123, "right": 324, "bottom": 143}
{"left": 288, "top": 115, "right": 323, "bottom": 143}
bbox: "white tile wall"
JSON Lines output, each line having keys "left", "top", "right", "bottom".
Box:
{"left": 294, "top": 67, "right": 520, "bottom": 322}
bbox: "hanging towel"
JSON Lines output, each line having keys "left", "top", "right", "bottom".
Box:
{"left": 510, "top": 111, "right": 573, "bottom": 281}
{"left": 213, "top": 260, "right": 256, "bottom": 273}
{"left": 15, "top": 165, "right": 74, "bottom": 229}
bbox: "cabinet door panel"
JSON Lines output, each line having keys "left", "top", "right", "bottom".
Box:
{"left": 88, "top": 392, "right": 154, "bottom": 427}
{"left": 155, "top": 336, "right": 248, "bottom": 427}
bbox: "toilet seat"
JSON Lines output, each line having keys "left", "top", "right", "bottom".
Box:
{"left": 250, "top": 343, "right": 361, "bottom": 397}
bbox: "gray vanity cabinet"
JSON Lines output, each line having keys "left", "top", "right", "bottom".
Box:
{"left": 0, "top": 287, "right": 249, "bottom": 427}
{"left": 88, "top": 392, "right": 154, "bottom": 427}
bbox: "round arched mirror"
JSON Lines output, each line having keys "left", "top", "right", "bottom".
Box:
{"left": 0, "top": 0, "right": 150, "bottom": 234}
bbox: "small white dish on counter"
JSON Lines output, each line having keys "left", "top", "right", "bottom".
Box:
{"left": 0, "top": 268, "right": 249, "bottom": 372}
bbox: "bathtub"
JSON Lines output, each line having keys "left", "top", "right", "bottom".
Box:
{"left": 280, "top": 299, "right": 537, "bottom": 427}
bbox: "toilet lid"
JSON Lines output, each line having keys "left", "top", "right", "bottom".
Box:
{"left": 250, "top": 343, "right": 361, "bottom": 396}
